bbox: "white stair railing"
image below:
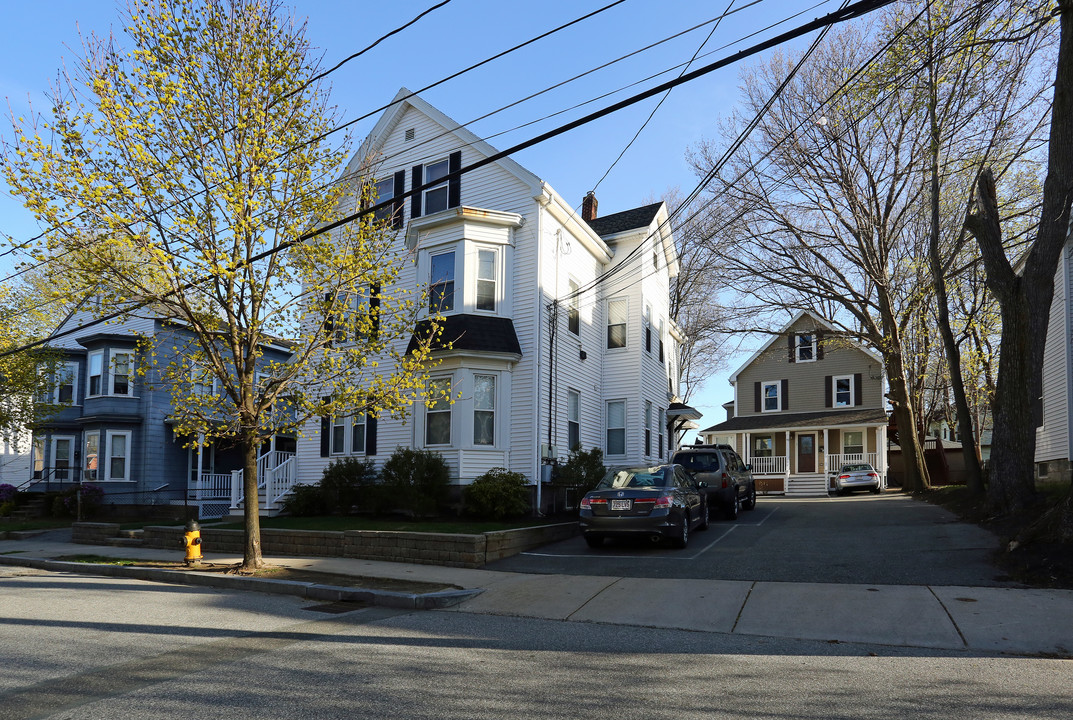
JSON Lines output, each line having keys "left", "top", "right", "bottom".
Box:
{"left": 229, "top": 451, "right": 296, "bottom": 511}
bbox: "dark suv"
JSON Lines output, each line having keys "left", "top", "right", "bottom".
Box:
{"left": 672, "top": 444, "right": 756, "bottom": 520}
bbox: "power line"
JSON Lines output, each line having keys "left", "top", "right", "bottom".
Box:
{"left": 0, "top": 0, "right": 625, "bottom": 286}
{"left": 0, "top": 0, "right": 898, "bottom": 360}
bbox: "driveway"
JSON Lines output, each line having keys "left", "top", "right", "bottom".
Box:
{"left": 490, "top": 494, "right": 1014, "bottom": 587}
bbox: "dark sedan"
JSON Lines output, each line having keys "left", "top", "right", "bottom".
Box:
{"left": 579, "top": 464, "right": 708, "bottom": 549}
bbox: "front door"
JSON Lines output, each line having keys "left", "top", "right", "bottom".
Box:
{"left": 797, "top": 434, "right": 816, "bottom": 473}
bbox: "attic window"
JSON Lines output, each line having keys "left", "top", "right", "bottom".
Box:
{"left": 405, "top": 128, "right": 416, "bottom": 142}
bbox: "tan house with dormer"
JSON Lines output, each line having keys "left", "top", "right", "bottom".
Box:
{"left": 697, "top": 311, "right": 889, "bottom": 496}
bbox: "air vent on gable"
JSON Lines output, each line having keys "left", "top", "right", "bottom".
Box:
{"left": 404, "top": 128, "right": 416, "bottom": 142}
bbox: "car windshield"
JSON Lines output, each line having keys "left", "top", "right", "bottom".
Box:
{"left": 674, "top": 452, "right": 721, "bottom": 472}
{"left": 596, "top": 467, "right": 667, "bottom": 489}
{"left": 842, "top": 464, "right": 873, "bottom": 472}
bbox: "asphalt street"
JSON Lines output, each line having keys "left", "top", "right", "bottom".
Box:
{"left": 489, "top": 494, "right": 1010, "bottom": 586}
{"left": 2, "top": 569, "right": 1071, "bottom": 720}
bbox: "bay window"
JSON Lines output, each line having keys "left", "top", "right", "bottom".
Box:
{"left": 108, "top": 431, "right": 131, "bottom": 481}
{"left": 88, "top": 351, "right": 103, "bottom": 396}
{"left": 112, "top": 352, "right": 133, "bottom": 395}
{"left": 425, "top": 378, "right": 452, "bottom": 446}
{"left": 84, "top": 432, "right": 100, "bottom": 481}
{"left": 430, "top": 252, "right": 455, "bottom": 313}
{"left": 473, "top": 374, "right": 495, "bottom": 445}
{"left": 476, "top": 249, "right": 496, "bottom": 312}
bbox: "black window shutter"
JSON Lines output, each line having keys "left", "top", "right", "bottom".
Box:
{"left": 366, "top": 414, "right": 378, "bottom": 456}
{"left": 411, "top": 164, "right": 423, "bottom": 219}
{"left": 371, "top": 283, "right": 381, "bottom": 339}
{"left": 825, "top": 375, "right": 833, "bottom": 408}
{"left": 392, "top": 170, "right": 406, "bottom": 229}
{"left": 788, "top": 335, "right": 795, "bottom": 362}
{"left": 854, "top": 373, "right": 863, "bottom": 406}
{"left": 754, "top": 382, "right": 761, "bottom": 413}
{"left": 448, "top": 151, "right": 461, "bottom": 208}
{"left": 781, "top": 379, "right": 789, "bottom": 410}
{"left": 320, "top": 416, "right": 330, "bottom": 457}
{"left": 817, "top": 330, "right": 825, "bottom": 360}
{"left": 324, "top": 292, "right": 334, "bottom": 347}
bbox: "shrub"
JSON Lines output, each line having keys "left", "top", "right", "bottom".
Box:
{"left": 465, "top": 468, "right": 530, "bottom": 520}
{"left": 281, "top": 484, "right": 330, "bottom": 517}
{"left": 62, "top": 484, "right": 104, "bottom": 518}
{"left": 379, "top": 447, "right": 450, "bottom": 516}
{"left": 0, "top": 501, "right": 14, "bottom": 517}
{"left": 555, "top": 447, "right": 606, "bottom": 493}
{"left": 0, "top": 483, "right": 16, "bottom": 503}
{"left": 320, "top": 457, "right": 378, "bottom": 514}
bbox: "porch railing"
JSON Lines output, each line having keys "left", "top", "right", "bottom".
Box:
{"left": 825, "top": 453, "right": 879, "bottom": 473}
{"left": 194, "top": 473, "right": 232, "bottom": 500}
{"left": 749, "top": 456, "right": 787, "bottom": 475}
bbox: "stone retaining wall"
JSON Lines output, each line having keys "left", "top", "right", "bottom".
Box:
{"left": 79, "top": 521, "right": 577, "bottom": 568}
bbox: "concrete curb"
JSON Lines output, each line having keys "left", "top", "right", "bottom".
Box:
{"left": 0, "top": 555, "right": 484, "bottom": 610}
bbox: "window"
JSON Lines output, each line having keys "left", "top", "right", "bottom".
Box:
{"left": 653, "top": 250, "right": 659, "bottom": 270}
{"left": 567, "top": 280, "right": 580, "bottom": 335}
{"left": 476, "top": 249, "right": 496, "bottom": 312}
{"left": 191, "top": 362, "right": 215, "bottom": 396}
{"left": 84, "top": 432, "right": 99, "bottom": 481}
{"left": 372, "top": 177, "right": 395, "bottom": 224}
{"left": 843, "top": 431, "right": 864, "bottom": 456}
{"left": 834, "top": 375, "right": 853, "bottom": 407}
{"left": 331, "top": 417, "right": 346, "bottom": 455}
{"left": 52, "top": 436, "right": 73, "bottom": 481}
{"left": 762, "top": 381, "right": 780, "bottom": 412}
{"left": 351, "top": 415, "right": 366, "bottom": 454}
{"left": 753, "top": 436, "right": 774, "bottom": 457}
{"left": 425, "top": 378, "right": 452, "bottom": 445}
{"left": 88, "top": 351, "right": 103, "bottom": 396}
{"left": 658, "top": 319, "right": 665, "bottom": 362}
{"left": 55, "top": 362, "right": 77, "bottom": 404}
{"left": 606, "top": 400, "right": 626, "bottom": 455}
{"left": 644, "top": 304, "right": 652, "bottom": 353}
{"left": 107, "top": 431, "right": 131, "bottom": 481}
{"left": 644, "top": 401, "right": 652, "bottom": 456}
{"left": 658, "top": 408, "right": 665, "bottom": 458}
{"left": 430, "top": 252, "right": 455, "bottom": 313}
{"left": 424, "top": 158, "right": 450, "bottom": 214}
{"left": 796, "top": 333, "right": 816, "bottom": 362}
{"left": 354, "top": 284, "right": 381, "bottom": 341}
{"left": 473, "top": 374, "right": 495, "bottom": 446}
{"left": 111, "top": 352, "right": 133, "bottom": 395}
{"left": 568, "top": 389, "right": 580, "bottom": 451}
{"left": 607, "top": 297, "right": 627, "bottom": 349}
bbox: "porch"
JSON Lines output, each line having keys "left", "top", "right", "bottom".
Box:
{"left": 742, "top": 426, "right": 888, "bottom": 497}
{"left": 186, "top": 435, "right": 298, "bottom": 519}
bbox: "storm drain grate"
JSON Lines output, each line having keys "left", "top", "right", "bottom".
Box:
{"left": 303, "top": 601, "right": 366, "bottom": 614}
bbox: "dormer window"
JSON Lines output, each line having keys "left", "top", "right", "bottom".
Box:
{"left": 796, "top": 333, "right": 816, "bottom": 362}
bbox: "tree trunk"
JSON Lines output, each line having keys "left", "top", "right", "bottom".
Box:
{"left": 241, "top": 429, "right": 264, "bottom": 570}
{"left": 926, "top": 52, "right": 984, "bottom": 495}
{"left": 878, "top": 295, "right": 930, "bottom": 493}
{"left": 965, "top": 0, "right": 1073, "bottom": 514}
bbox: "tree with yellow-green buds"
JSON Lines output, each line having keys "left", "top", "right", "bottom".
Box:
{"left": 2, "top": 0, "right": 442, "bottom": 569}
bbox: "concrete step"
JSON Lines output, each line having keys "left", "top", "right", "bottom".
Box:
{"left": 104, "top": 537, "right": 144, "bottom": 548}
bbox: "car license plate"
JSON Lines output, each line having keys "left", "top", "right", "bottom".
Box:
{"left": 610, "top": 499, "right": 631, "bottom": 511}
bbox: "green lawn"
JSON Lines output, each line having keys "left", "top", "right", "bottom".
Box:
{"left": 213, "top": 516, "right": 572, "bottom": 534}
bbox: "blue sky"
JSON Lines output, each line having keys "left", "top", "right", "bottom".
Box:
{"left": 0, "top": 0, "right": 841, "bottom": 439}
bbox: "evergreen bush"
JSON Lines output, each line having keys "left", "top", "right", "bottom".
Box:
{"left": 465, "top": 468, "right": 530, "bottom": 520}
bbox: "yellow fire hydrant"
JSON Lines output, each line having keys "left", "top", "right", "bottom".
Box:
{"left": 182, "top": 519, "right": 202, "bottom": 566}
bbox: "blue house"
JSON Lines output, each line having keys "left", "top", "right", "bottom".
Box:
{"left": 26, "top": 300, "right": 294, "bottom": 519}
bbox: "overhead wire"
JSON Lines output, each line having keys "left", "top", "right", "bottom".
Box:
{"left": 0, "top": 0, "right": 628, "bottom": 285}
{"left": 0, "top": 0, "right": 899, "bottom": 358}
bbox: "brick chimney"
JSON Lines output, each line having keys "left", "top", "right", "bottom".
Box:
{"left": 582, "top": 191, "right": 598, "bottom": 222}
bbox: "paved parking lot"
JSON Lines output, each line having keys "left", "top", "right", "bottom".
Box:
{"left": 488, "top": 494, "right": 1014, "bottom": 587}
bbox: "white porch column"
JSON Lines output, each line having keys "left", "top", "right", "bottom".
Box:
{"left": 822, "top": 428, "right": 829, "bottom": 476}
{"left": 878, "top": 424, "right": 888, "bottom": 488}
{"left": 195, "top": 433, "right": 204, "bottom": 500}
{"left": 744, "top": 432, "right": 750, "bottom": 463}
{"left": 784, "top": 430, "right": 791, "bottom": 483}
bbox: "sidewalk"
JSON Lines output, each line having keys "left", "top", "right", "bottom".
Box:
{"left": 2, "top": 531, "right": 1072, "bottom": 657}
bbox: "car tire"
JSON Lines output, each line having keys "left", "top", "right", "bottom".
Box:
{"left": 741, "top": 483, "right": 757, "bottom": 511}
{"left": 698, "top": 502, "right": 710, "bottom": 531}
{"left": 673, "top": 513, "right": 690, "bottom": 549}
{"left": 725, "top": 492, "right": 739, "bottom": 521}
{"left": 584, "top": 534, "right": 604, "bottom": 549}
{"left": 871, "top": 486, "right": 881, "bottom": 494}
